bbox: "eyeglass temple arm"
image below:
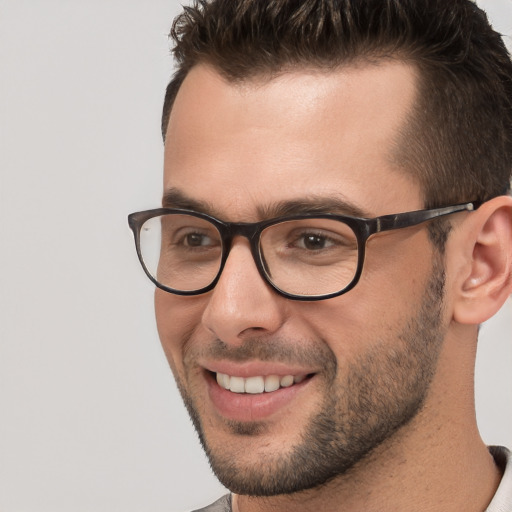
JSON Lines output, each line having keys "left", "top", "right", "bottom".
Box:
{"left": 374, "top": 202, "right": 478, "bottom": 234}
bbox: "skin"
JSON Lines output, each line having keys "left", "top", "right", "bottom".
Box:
{"left": 155, "top": 62, "right": 508, "bottom": 511}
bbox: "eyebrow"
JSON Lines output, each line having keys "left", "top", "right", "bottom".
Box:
{"left": 162, "top": 188, "right": 219, "bottom": 215}
{"left": 258, "top": 197, "right": 371, "bottom": 219}
{"left": 162, "top": 187, "right": 372, "bottom": 220}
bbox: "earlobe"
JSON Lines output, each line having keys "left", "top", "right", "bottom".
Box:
{"left": 453, "top": 196, "right": 512, "bottom": 325}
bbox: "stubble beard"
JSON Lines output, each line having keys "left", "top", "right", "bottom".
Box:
{"left": 173, "top": 258, "right": 447, "bottom": 496}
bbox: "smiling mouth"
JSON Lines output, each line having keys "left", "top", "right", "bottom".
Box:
{"left": 214, "top": 372, "right": 312, "bottom": 394}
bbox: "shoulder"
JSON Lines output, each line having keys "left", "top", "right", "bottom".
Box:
{"left": 191, "top": 494, "right": 232, "bottom": 512}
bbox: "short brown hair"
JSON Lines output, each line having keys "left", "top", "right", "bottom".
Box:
{"left": 161, "top": 0, "right": 512, "bottom": 208}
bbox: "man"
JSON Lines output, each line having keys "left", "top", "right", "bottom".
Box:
{"left": 128, "top": 0, "right": 512, "bottom": 510}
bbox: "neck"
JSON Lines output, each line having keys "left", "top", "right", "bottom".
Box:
{"left": 235, "top": 423, "right": 500, "bottom": 512}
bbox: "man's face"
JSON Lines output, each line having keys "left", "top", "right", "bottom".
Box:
{"left": 156, "top": 63, "right": 448, "bottom": 494}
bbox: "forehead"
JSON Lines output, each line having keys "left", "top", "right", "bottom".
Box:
{"left": 163, "top": 62, "right": 422, "bottom": 220}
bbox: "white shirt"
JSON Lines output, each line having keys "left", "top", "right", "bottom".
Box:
{"left": 486, "top": 446, "right": 512, "bottom": 512}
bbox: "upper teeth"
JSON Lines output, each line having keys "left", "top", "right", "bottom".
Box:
{"left": 216, "top": 373, "right": 306, "bottom": 394}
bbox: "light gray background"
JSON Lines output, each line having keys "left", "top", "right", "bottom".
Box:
{"left": 0, "top": 1, "right": 511, "bottom": 511}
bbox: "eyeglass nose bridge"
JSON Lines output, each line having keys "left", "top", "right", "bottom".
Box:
{"left": 212, "top": 220, "right": 273, "bottom": 293}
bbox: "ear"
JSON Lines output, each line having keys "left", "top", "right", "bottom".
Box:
{"left": 453, "top": 195, "right": 512, "bottom": 325}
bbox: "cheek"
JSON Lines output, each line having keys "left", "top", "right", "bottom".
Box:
{"left": 363, "top": 229, "right": 433, "bottom": 300}
{"left": 154, "top": 290, "right": 207, "bottom": 373}
{"left": 295, "top": 232, "right": 434, "bottom": 353}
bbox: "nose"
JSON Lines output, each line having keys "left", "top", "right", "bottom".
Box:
{"left": 201, "top": 238, "right": 287, "bottom": 345}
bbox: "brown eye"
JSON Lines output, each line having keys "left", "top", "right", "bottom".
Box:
{"left": 185, "top": 233, "right": 212, "bottom": 247}
{"left": 298, "top": 234, "right": 333, "bottom": 251}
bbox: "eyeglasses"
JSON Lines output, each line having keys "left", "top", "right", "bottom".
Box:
{"left": 128, "top": 202, "right": 477, "bottom": 301}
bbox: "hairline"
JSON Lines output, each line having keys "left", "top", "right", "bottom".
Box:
{"left": 162, "top": 51, "right": 420, "bottom": 135}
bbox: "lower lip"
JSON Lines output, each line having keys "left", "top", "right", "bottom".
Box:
{"left": 206, "top": 373, "right": 312, "bottom": 422}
